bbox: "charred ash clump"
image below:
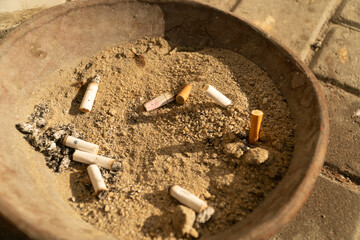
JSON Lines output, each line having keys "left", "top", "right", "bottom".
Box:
{"left": 16, "top": 104, "right": 80, "bottom": 172}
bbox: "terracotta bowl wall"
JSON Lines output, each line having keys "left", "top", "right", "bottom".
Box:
{"left": 0, "top": 1, "right": 329, "bottom": 239}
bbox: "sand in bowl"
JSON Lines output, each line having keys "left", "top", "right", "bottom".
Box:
{"left": 16, "top": 37, "right": 295, "bottom": 239}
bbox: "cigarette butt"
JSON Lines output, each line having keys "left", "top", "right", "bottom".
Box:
{"left": 169, "top": 185, "right": 207, "bottom": 213}
{"left": 144, "top": 92, "right": 175, "bottom": 111}
{"left": 73, "top": 150, "right": 119, "bottom": 171}
{"left": 176, "top": 84, "right": 191, "bottom": 104}
{"left": 249, "top": 110, "right": 263, "bottom": 144}
{"left": 62, "top": 135, "right": 99, "bottom": 154}
{"left": 203, "top": 84, "right": 231, "bottom": 107}
{"left": 87, "top": 164, "right": 108, "bottom": 195}
{"left": 79, "top": 75, "right": 100, "bottom": 113}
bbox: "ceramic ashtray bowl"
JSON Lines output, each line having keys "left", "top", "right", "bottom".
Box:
{"left": 0, "top": 1, "right": 329, "bottom": 239}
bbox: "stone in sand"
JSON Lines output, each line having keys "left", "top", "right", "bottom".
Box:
{"left": 243, "top": 147, "right": 269, "bottom": 165}
{"left": 223, "top": 142, "right": 246, "bottom": 159}
{"left": 172, "top": 205, "right": 197, "bottom": 237}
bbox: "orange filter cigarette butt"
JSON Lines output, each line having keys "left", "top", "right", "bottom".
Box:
{"left": 176, "top": 84, "right": 191, "bottom": 104}
{"left": 249, "top": 110, "right": 263, "bottom": 144}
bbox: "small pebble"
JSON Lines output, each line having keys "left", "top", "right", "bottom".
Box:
{"left": 15, "top": 123, "right": 34, "bottom": 134}
{"left": 108, "top": 109, "right": 117, "bottom": 116}
{"left": 120, "top": 130, "right": 127, "bottom": 136}
{"left": 203, "top": 191, "right": 212, "bottom": 199}
{"left": 225, "top": 132, "right": 237, "bottom": 141}
{"left": 223, "top": 142, "right": 246, "bottom": 159}
{"left": 104, "top": 205, "right": 110, "bottom": 212}
{"left": 35, "top": 118, "right": 47, "bottom": 128}
{"left": 243, "top": 147, "right": 269, "bottom": 165}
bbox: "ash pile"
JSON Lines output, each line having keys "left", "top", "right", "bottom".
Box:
{"left": 16, "top": 104, "right": 80, "bottom": 172}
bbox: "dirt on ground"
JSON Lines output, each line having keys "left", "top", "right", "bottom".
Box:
{"left": 21, "top": 37, "right": 295, "bottom": 239}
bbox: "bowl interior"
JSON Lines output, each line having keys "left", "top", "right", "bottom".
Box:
{"left": 0, "top": 1, "right": 328, "bottom": 239}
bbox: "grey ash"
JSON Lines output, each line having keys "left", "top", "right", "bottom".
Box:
{"left": 16, "top": 104, "right": 80, "bottom": 172}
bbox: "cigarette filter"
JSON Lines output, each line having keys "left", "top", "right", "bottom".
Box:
{"left": 87, "top": 164, "right": 108, "bottom": 195}
{"left": 169, "top": 185, "right": 207, "bottom": 213}
{"left": 79, "top": 75, "right": 100, "bottom": 112}
{"left": 176, "top": 84, "right": 191, "bottom": 104}
{"left": 73, "top": 150, "right": 115, "bottom": 170}
{"left": 62, "top": 135, "right": 99, "bottom": 154}
{"left": 144, "top": 92, "right": 175, "bottom": 111}
{"left": 203, "top": 84, "right": 231, "bottom": 107}
{"left": 249, "top": 110, "right": 264, "bottom": 144}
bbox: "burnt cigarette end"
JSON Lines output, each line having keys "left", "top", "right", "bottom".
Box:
{"left": 97, "top": 190, "right": 108, "bottom": 200}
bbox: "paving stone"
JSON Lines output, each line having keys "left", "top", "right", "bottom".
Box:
{"left": 311, "top": 26, "right": 360, "bottom": 93}
{"left": 334, "top": 0, "right": 360, "bottom": 29}
{"left": 320, "top": 83, "right": 360, "bottom": 179}
{"left": 272, "top": 175, "right": 360, "bottom": 240}
{"left": 232, "top": 0, "right": 341, "bottom": 61}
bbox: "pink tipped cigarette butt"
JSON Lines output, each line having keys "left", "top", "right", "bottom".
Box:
{"left": 144, "top": 92, "right": 175, "bottom": 111}
{"left": 87, "top": 164, "right": 108, "bottom": 195}
{"left": 62, "top": 135, "right": 99, "bottom": 154}
{"left": 79, "top": 75, "right": 100, "bottom": 113}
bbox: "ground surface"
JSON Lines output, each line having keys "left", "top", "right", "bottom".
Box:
{"left": 0, "top": 0, "right": 359, "bottom": 239}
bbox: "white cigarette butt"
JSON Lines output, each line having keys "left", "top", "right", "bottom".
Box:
{"left": 73, "top": 150, "right": 118, "bottom": 171}
{"left": 87, "top": 164, "right": 108, "bottom": 195}
{"left": 169, "top": 185, "right": 207, "bottom": 213}
{"left": 203, "top": 84, "right": 231, "bottom": 107}
{"left": 62, "top": 135, "right": 99, "bottom": 154}
{"left": 79, "top": 75, "right": 100, "bottom": 112}
{"left": 144, "top": 92, "right": 175, "bottom": 111}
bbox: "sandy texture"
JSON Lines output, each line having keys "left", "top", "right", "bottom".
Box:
{"left": 27, "top": 37, "right": 294, "bottom": 239}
